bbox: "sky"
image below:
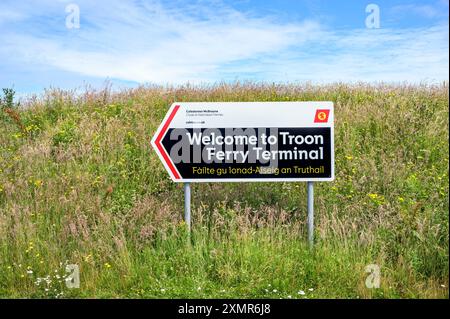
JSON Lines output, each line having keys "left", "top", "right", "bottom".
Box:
{"left": 0, "top": 0, "right": 448, "bottom": 94}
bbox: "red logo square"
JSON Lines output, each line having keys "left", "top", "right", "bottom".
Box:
{"left": 314, "top": 109, "right": 330, "bottom": 123}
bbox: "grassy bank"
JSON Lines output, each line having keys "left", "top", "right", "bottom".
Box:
{"left": 0, "top": 83, "right": 448, "bottom": 298}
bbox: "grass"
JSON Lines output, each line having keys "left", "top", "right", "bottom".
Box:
{"left": 0, "top": 82, "right": 448, "bottom": 298}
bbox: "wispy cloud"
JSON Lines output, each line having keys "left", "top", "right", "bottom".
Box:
{"left": 1, "top": 0, "right": 321, "bottom": 83}
{"left": 0, "top": 0, "right": 448, "bottom": 92}
{"left": 390, "top": 3, "right": 446, "bottom": 19}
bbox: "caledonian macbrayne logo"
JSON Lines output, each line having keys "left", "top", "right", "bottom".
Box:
{"left": 314, "top": 109, "right": 330, "bottom": 123}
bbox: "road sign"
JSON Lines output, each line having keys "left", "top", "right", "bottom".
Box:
{"left": 151, "top": 102, "right": 334, "bottom": 183}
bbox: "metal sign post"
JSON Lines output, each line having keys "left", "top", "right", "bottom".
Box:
{"left": 307, "top": 182, "right": 314, "bottom": 248}
{"left": 184, "top": 182, "right": 191, "bottom": 232}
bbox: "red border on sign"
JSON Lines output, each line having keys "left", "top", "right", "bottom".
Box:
{"left": 155, "top": 105, "right": 181, "bottom": 179}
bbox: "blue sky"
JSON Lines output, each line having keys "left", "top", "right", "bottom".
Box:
{"left": 0, "top": 0, "right": 448, "bottom": 94}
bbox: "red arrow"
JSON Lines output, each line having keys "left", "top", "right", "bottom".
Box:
{"left": 154, "top": 104, "right": 181, "bottom": 180}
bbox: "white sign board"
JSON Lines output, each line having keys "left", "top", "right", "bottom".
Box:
{"left": 151, "top": 102, "right": 334, "bottom": 182}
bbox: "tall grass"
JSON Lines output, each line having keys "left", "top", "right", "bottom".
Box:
{"left": 0, "top": 82, "right": 448, "bottom": 298}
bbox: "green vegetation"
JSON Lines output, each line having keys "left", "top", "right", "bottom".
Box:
{"left": 0, "top": 83, "right": 448, "bottom": 298}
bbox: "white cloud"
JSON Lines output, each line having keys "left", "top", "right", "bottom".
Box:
{"left": 1, "top": 0, "right": 321, "bottom": 83}
{"left": 0, "top": 0, "right": 448, "bottom": 88}
{"left": 390, "top": 3, "right": 444, "bottom": 19}
{"left": 255, "top": 25, "right": 449, "bottom": 82}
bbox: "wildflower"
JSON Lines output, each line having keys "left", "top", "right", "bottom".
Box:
{"left": 160, "top": 288, "right": 165, "bottom": 292}
{"left": 34, "top": 180, "right": 43, "bottom": 187}
{"left": 345, "top": 155, "right": 353, "bottom": 160}
{"left": 273, "top": 289, "right": 277, "bottom": 293}
{"left": 298, "top": 290, "right": 305, "bottom": 295}
{"left": 104, "top": 262, "right": 111, "bottom": 269}
{"left": 27, "top": 270, "right": 33, "bottom": 274}
{"left": 368, "top": 193, "right": 385, "bottom": 205}
{"left": 287, "top": 295, "right": 292, "bottom": 299}
{"left": 197, "top": 287, "right": 201, "bottom": 291}
{"left": 308, "top": 288, "right": 314, "bottom": 292}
